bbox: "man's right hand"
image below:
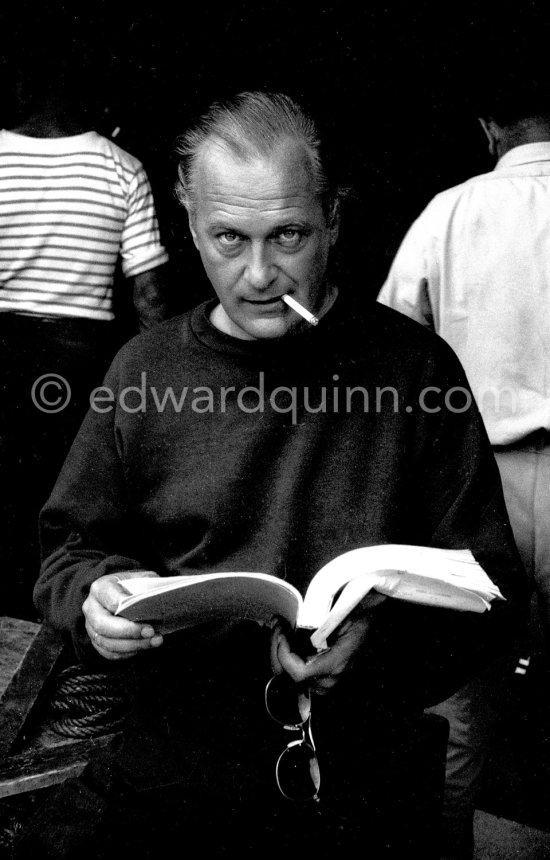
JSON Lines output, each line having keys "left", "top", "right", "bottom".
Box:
{"left": 82, "top": 571, "right": 164, "bottom": 660}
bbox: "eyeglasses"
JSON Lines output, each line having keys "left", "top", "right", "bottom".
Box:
{"left": 264, "top": 673, "right": 321, "bottom": 802}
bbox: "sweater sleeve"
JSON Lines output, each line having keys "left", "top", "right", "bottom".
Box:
{"left": 34, "top": 356, "right": 145, "bottom": 660}
{"left": 367, "top": 339, "right": 529, "bottom": 709}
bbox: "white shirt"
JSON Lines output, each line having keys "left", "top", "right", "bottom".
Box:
{"left": 377, "top": 142, "right": 550, "bottom": 445}
{"left": 0, "top": 130, "right": 168, "bottom": 321}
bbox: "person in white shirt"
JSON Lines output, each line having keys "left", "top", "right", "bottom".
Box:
{"left": 378, "top": 82, "right": 549, "bottom": 859}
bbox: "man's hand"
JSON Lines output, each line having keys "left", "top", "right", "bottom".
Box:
{"left": 82, "top": 570, "right": 164, "bottom": 661}
{"left": 270, "top": 609, "right": 376, "bottom": 696}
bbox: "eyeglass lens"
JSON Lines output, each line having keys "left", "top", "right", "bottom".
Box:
{"left": 266, "top": 674, "right": 320, "bottom": 801}
{"left": 276, "top": 737, "right": 321, "bottom": 801}
{"left": 265, "top": 673, "right": 311, "bottom": 726}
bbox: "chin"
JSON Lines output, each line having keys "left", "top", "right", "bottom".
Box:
{"left": 247, "top": 317, "right": 299, "bottom": 340}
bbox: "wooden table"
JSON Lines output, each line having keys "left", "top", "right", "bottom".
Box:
{"left": 0, "top": 617, "right": 119, "bottom": 798}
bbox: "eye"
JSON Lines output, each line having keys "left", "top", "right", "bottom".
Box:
{"left": 218, "top": 231, "right": 242, "bottom": 246}
{"left": 275, "top": 228, "right": 304, "bottom": 248}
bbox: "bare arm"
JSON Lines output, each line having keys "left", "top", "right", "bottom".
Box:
{"left": 131, "top": 265, "right": 170, "bottom": 330}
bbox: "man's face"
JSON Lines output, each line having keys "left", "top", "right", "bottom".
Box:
{"left": 186, "top": 138, "right": 338, "bottom": 340}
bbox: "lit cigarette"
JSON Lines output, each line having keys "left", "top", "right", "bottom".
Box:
{"left": 281, "top": 294, "right": 319, "bottom": 326}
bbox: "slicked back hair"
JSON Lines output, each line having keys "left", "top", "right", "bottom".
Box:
{"left": 175, "top": 91, "right": 339, "bottom": 218}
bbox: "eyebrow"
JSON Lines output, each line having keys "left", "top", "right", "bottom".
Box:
{"left": 207, "top": 220, "right": 310, "bottom": 236}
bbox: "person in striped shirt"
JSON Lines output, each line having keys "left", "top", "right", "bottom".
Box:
{"left": 0, "top": 43, "right": 170, "bottom": 620}
{"left": 0, "top": 129, "right": 169, "bottom": 323}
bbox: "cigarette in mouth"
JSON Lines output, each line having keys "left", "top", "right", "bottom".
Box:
{"left": 281, "top": 294, "right": 319, "bottom": 326}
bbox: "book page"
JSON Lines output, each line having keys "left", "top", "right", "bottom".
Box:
{"left": 117, "top": 572, "right": 223, "bottom": 597}
{"left": 309, "top": 569, "right": 492, "bottom": 650}
{"left": 377, "top": 572, "right": 493, "bottom": 610}
{"left": 115, "top": 572, "right": 304, "bottom": 634}
{"left": 310, "top": 576, "right": 387, "bottom": 650}
{"left": 298, "top": 544, "right": 503, "bottom": 631}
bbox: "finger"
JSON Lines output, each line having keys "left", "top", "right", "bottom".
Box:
{"left": 89, "top": 576, "right": 130, "bottom": 615}
{"left": 276, "top": 633, "right": 311, "bottom": 683}
{"left": 88, "top": 625, "right": 163, "bottom": 655}
{"left": 309, "top": 677, "right": 338, "bottom": 696}
{"left": 269, "top": 623, "right": 286, "bottom": 674}
{"left": 278, "top": 638, "right": 351, "bottom": 687}
{"left": 83, "top": 593, "right": 157, "bottom": 641}
{"left": 301, "top": 647, "right": 347, "bottom": 678}
{"left": 85, "top": 610, "right": 163, "bottom": 645}
{"left": 93, "top": 635, "right": 164, "bottom": 655}
{"left": 276, "top": 645, "right": 339, "bottom": 695}
{"left": 91, "top": 642, "right": 139, "bottom": 662}
{"left": 114, "top": 569, "right": 160, "bottom": 580}
{"left": 88, "top": 627, "right": 164, "bottom": 651}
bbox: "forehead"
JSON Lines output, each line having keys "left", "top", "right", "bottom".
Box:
{"left": 192, "top": 138, "right": 325, "bottom": 226}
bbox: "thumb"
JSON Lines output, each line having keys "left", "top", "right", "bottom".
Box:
{"left": 113, "top": 569, "right": 160, "bottom": 581}
{"left": 270, "top": 622, "right": 286, "bottom": 675}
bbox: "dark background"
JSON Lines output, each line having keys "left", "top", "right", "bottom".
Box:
{"left": 2, "top": 0, "right": 550, "bottom": 315}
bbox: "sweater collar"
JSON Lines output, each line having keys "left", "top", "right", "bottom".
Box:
{"left": 189, "top": 293, "right": 344, "bottom": 363}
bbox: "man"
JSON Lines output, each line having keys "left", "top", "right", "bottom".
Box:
{"left": 19, "top": 92, "right": 526, "bottom": 859}
{"left": 377, "top": 81, "right": 549, "bottom": 857}
{"left": 0, "top": 39, "right": 170, "bottom": 619}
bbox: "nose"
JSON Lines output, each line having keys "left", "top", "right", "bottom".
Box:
{"left": 245, "top": 243, "right": 277, "bottom": 291}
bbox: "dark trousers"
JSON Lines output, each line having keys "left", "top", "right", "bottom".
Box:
{"left": 14, "top": 624, "right": 448, "bottom": 858}
{"left": 0, "top": 313, "right": 119, "bottom": 619}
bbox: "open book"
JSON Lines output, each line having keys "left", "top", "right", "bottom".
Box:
{"left": 114, "top": 544, "right": 504, "bottom": 651}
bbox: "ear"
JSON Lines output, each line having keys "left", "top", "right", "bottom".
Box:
{"left": 328, "top": 197, "right": 340, "bottom": 246}
{"left": 478, "top": 117, "right": 500, "bottom": 157}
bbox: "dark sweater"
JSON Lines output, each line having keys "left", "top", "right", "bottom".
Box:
{"left": 35, "top": 293, "right": 527, "bottom": 707}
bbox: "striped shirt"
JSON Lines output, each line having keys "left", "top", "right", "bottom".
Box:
{"left": 0, "top": 130, "right": 169, "bottom": 321}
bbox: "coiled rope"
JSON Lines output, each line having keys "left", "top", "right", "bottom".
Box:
{"left": 47, "top": 664, "right": 132, "bottom": 738}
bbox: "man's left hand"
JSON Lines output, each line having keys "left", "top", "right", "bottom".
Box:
{"left": 270, "top": 611, "right": 375, "bottom": 696}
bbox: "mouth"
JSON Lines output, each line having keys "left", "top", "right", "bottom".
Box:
{"left": 245, "top": 296, "right": 286, "bottom": 305}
